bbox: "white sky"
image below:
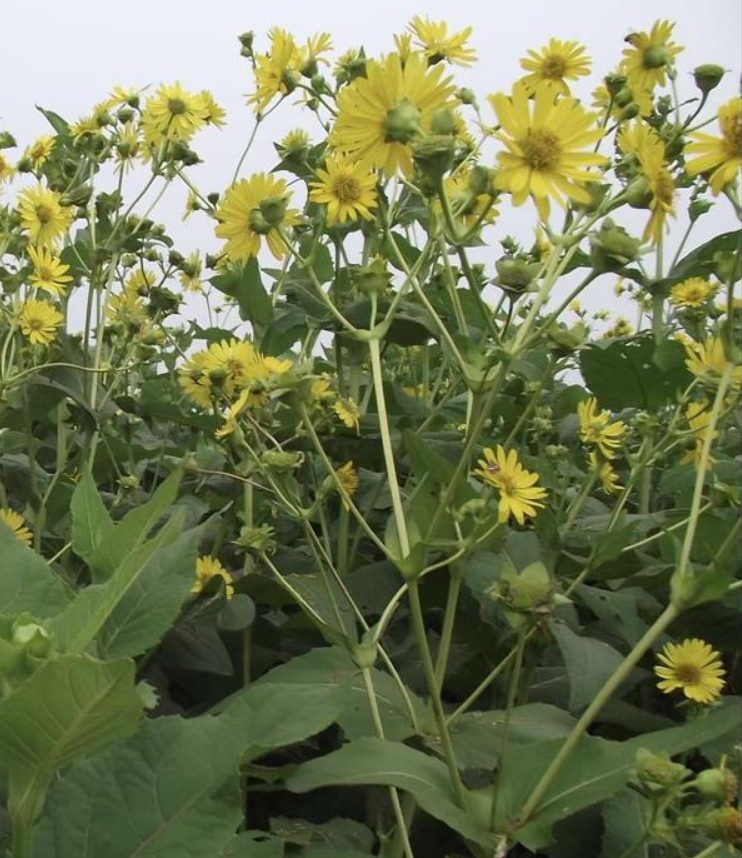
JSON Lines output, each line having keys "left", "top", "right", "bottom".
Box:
{"left": 1, "top": 0, "right": 740, "bottom": 328}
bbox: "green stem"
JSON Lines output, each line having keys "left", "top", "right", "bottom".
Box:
{"left": 689, "top": 843, "right": 723, "bottom": 858}
{"left": 369, "top": 337, "right": 409, "bottom": 557}
{"left": 434, "top": 566, "right": 462, "bottom": 693}
{"left": 362, "top": 668, "right": 415, "bottom": 858}
{"left": 407, "top": 579, "right": 467, "bottom": 807}
{"left": 517, "top": 602, "right": 679, "bottom": 827}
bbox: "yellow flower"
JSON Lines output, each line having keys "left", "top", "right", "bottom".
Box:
{"left": 592, "top": 80, "right": 653, "bottom": 120}
{"left": 27, "top": 245, "right": 73, "bottom": 295}
{"left": 279, "top": 128, "right": 311, "bottom": 157}
{"left": 332, "top": 52, "right": 455, "bottom": 177}
{"left": 684, "top": 336, "right": 741, "bottom": 391}
{"left": 108, "top": 85, "right": 143, "bottom": 107}
{"left": 669, "top": 277, "right": 717, "bottom": 309}
{"left": 336, "top": 461, "right": 359, "bottom": 497}
{"left": 200, "top": 90, "right": 226, "bottom": 127}
{"left": 589, "top": 451, "right": 622, "bottom": 494}
{"left": 578, "top": 397, "right": 626, "bottom": 459}
{"left": 309, "top": 155, "right": 378, "bottom": 226}
{"left": 182, "top": 191, "right": 200, "bottom": 221}
{"left": 214, "top": 173, "right": 299, "bottom": 264}
{"left": 202, "top": 339, "right": 259, "bottom": 397}
{"left": 475, "top": 445, "right": 547, "bottom": 526}
{"left": 618, "top": 122, "right": 675, "bottom": 244}
{"left": 0, "top": 508, "right": 32, "bottom": 546}
{"left": 519, "top": 38, "right": 591, "bottom": 95}
{"left": 621, "top": 20, "right": 683, "bottom": 91}
{"left": 686, "top": 97, "right": 742, "bottom": 196}
{"left": 393, "top": 33, "right": 414, "bottom": 64}
{"left": 179, "top": 351, "right": 213, "bottom": 408}
{"left": 248, "top": 28, "right": 302, "bottom": 113}
{"left": 114, "top": 122, "right": 141, "bottom": 172}
{"left": 488, "top": 82, "right": 606, "bottom": 220}
{"left": 655, "top": 638, "right": 725, "bottom": 704}
{"left": 214, "top": 389, "right": 250, "bottom": 439}
{"left": 107, "top": 289, "right": 147, "bottom": 326}
{"left": 71, "top": 114, "right": 101, "bottom": 142}
{"left": 407, "top": 16, "right": 477, "bottom": 67}
{"left": 334, "top": 397, "right": 360, "bottom": 432}
{"left": 19, "top": 298, "right": 64, "bottom": 346}
{"left": 0, "top": 151, "right": 16, "bottom": 183}
{"left": 605, "top": 316, "right": 633, "bottom": 338}
{"left": 439, "top": 169, "right": 498, "bottom": 231}
{"left": 24, "top": 136, "right": 55, "bottom": 171}
{"left": 682, "top": 399, "right": 719, "bottom": 467}
{"left": 179, "top": 251, "right": 203, "bottom": 293}
{"left": 126, "top": 269, "right": 156, "bottom": 295}
{"left": 141, "top": 82, "right": 208, "bottom": 147}
{"left": 17, "top": 184, "right": 74, "bottom": 248}
{"left": 193, "top": 556, "right": 234, "bottom": 599}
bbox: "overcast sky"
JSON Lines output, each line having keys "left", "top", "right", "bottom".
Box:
{"left": 1, "top": 0, "right": 740, "bottom": 325}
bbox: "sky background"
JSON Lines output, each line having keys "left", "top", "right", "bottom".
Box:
{"left": 1, "top": 0, "right": 740, "bottom": 327}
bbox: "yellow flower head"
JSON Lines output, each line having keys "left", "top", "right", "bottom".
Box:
{"left": 108, "top": 85, "right": 144, "bottom": 107}
{"left": 621, "top": 20, "right": 683, "bottom": 91}
{"left": 24, "top": 136, "right": 55, "bottom": 171}
{"left": 681, "top": 399, "right": 719, "bottom": 467}
{"left": 407, "top": 16, "right": 477, "bottom": 67}
{"left": 107, "top": 289, "right": 147, "bottom": 326}
{"left": 17, "top": 184, "right": 74, "bottom": 248}
{"left": 578, "top": 397, "right": 626, "bottom": 459}
{"left": 179, "top": 350, "right": 213, "bottom": 409}
{"left": 334, "top": 397, "right": 360, "bottom": 432}
{"left": 279, "top": 128, "right": 310, "bottom": 157}
{"left": 592, "top": 80, "right": 653, "bottom": 121}
{"left": 201, "top": 339, "right": 259, "bottom": 397}
{"left": 27, "top": 245, "right": 73, "bottom": 296}
{"left": 439, "top": 169, "right": 498, "bottom": 231}
{"left": 193, "top": 556, "right": 234, "bottom": 599}
{"left": 669, "top": 277, "right": 717, "bottom": 309}
{"left": 19, "top": 298, "right": 64, "bottom": 346}
{"left": 179, "top": 251, "right": 203, "bottom": 293}
{"left": 655, "top": 638, "right": 725, "bottom": 704}
{"left": 686, "top": 96, "right": 742, "bottom": 196}
{"left": 71, "top": 114, "right": 102, "bottom": 142}
{"left": 309, "top": 155, "right": 378, "bottom": 226}
{"left": 336, "top": 461, "right": 359, "bottom": 497}
{"left": 214, "top": 173, "right": 299, "bottom": 264}
{"left": 475, "top": 445, "right": 548, "bottom": 526}
{"left": 519, "top": 38, "right": 591, "bottom": 95}
{"left": 200, "top": 90, "right": 227, "bottom": 127}
{"left": 0, "top": 152, "right": 16, "bottom": 183}
{"left": 141, "top": 82, "right": 208, "bottom": 146}
{"left": 248, "top": 28, "right": 302, "bottom": 113}
{"left": 114, "top": 122, "right": 142, "bottom": 172}
{"left": 684, "top": 336, "right": 742, "bottom": 391}
{"left": 0, "top": 508, "right": 32, "bottom": 546}
{"left": 332, "top": 52, "right": 455, "bottom": 177}
{"left": 618, "top": 122, "right": 675, "bottom": 244}
{"left": 489, "top": 82, "right": 606, "bottom": 220}
{"left": 588, "top": 451, "right": 622, "bottom": 494}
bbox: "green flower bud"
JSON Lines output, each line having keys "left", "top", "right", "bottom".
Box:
{"left": 168, "top": 250, "right": 185, "bottom": 267}
{"left": 589, "top": 218, "right": 642, "bottom": 272}
{"left": 604, "top": 73, "right": 628, "bottom": 96}
{"left": 12, "top": 620, "right": 52, "bottom": 659}
{"left": 643, "top": 46, "right": 668, "bottom": 69}
{"left": 355, "top": 257, "right": 392, "bottom": 296}
{"left": 261, "top": 450, "right": 304, "bottom": 472}
{"left": 614, "top": 87, "right": 634, "bottom": 108}
{"left": 207, "top": 191, "right": 220, "bottom": 206}
{"left": 689, "top": 198, "right": 712, "bottom": 222}
{"left": 384, "top": 99, "right": 421, "bottom": 143}
{"left": 635, "top": 748, "right": 690, "bottom": 789}
{"left": 281, "top": 68, "right": 300, "bottom": 94}
{"left": 412, "top": 135, "right": 456, "bottom": 181}
{"left": 259, "top": 195, "right": 288, "bottom": 227}
{"left": 431, "top": 108, "right": 455, "bottom": 135}
{"left": 625, "top": 176, "right": 652, "bottom": 209}
{"left": 494, "top": 256, "right": 541, "bottom": 291}
{"left": 238, "top": 31, "right": 254, "bottom": 50}
{"left": 456, "top": 87, "right": 477, "bottom": 105}
{"left": 310, "top": 73, "right": 328, "bottom": 93}
{"left": 16, "top": 156, "right": 33, "bottom": 173}
{"left": 248, "top": 208, "right": 272, "bottom": 235}
{"left": 237, "top": 524, "right": 275, "bottom": 553}
{"left": 693, "top": 768, "right": 738, "bottom": 803}
{"left": 117, "top": 106, "right": 135, "bottom": 124}
{"left": 709, "top": 806, "right": 742, "bottom": 849}
{"left": 468, "top": 165, "right": 496, "bottom": 196}
{"left": 620, "top": 103, "right": 641, "bottom": 121}
{"left": 693, "top": 64, "right": 726, "bottom": 94}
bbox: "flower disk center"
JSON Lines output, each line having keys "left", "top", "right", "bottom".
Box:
{"left": 541, "top": 55, "right": 567, "bottom": 80}
{"left": 674, "top": 663, "right": 702, "bottom": 685}
{"left": 332, "top": 173, "right": 362, "bottom": 204}
{"left": 520, "top": 130, "right": 562, "bottom": 172}
{"left": 35, "top": 205, "right": 53, "bottom": 224}
{"left": 168, "top": 98, "right": 188, "bottom": 116}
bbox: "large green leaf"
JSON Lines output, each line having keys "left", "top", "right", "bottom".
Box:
{"left": 287, "top": 738, "right": 493, "bottom": 848}
{"left": 668, "top": 230, "right": 741, "bottom": 283}
{"left": 580, "top": 336, "right": 691, "bottom": 410}
{"left": 0, "top": 655, "right": 141, "bottom": 776}
{"left": 600, "top": 790, "right": 649, "bottom": 858}
{"left": 503, "top": 699, "right": 740, "bottom": 850}
{"left": 51, "top": 514, "right": 188, "bottom": 656}
{"left": 550, "top": 622, "right": 627, "bottom": 711}
{"left": 89, "top": 468, "right": 183, "bottom": 580}
{"left": 34, "top": 714, "right": 243, "bottom": 858}
{"left": 0, "top": 523, "right": 69, "bottom": 618}
{"left": 211, "top": 258, "right": 273, "bottom": 326}
{"left": 70, "top": 470, "right": 114, "bottom": 567}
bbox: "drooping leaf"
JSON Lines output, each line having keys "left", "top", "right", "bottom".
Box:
{"left": 70, "top": 470, "right": 114, "bottom": 565}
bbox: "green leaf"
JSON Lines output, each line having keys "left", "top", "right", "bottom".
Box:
{"left": 34, "top": 714, "right": 243, "bottom": 858}
{"left": 668, "top": 230, "right": 741, "bottom": 283}
{"left": 51, "top": 514, "right": 189, "bottom": 656}
{"left": 287, "top": 738, "right": 493, "bottom": 848}
{"left": 0, "top": 522, "right": 69, "bottom": 618}
{"left": 35, "top": 105, "right": 70, "bottom": 136}
{"left": 587, "top": 522, "right": 638, "bottom": 570}
{"left": 403, "top": 430, "right": 456, "bottom": 486}
{"left": 221, "top": 834, "right": 284, "bottom": 857}
{"left": 580, "top": 336, "right": 692, "bottom": 410}
{"left": 600, "top": 790, "right": 649, "bottom": 858}
{"left": 211, "top": 259, "right": 273, "bottom": 325}
{"left": 550, "top": 622, "right": 627, "bottom": 712}
{"left": 70, "top": 470, "right": 114, "bottom": 566}
{"left": 0, "top": 655, "right": 141, "bottom": 776}
{"left": 503, "top": 699, "right": 740, "bottom": 850}
{"left": 89, "top": 468, "right": 183, "bottom": 579}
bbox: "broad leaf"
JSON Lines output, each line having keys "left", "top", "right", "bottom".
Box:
{"left": 70, "top": 470, "right": 114, "bottom": 565}
{"left": 0, "top": 522, "right": 69, "bottom": 618}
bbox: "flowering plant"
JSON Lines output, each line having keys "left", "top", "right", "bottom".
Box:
{"left": 0, "top": 17, "right": 740, "bottom": 858}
